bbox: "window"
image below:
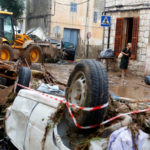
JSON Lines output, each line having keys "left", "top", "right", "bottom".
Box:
{"left": 4, "top": 15, "right": 14, "bottom": 44}
{"left": 93, "top": 11, "right": 98, "bottom": 23}
{"left": 53, "top": 26, "right": 60, "bottom": 38}
{"left": 70, "top": 2, "right": 77, "bottom": 12}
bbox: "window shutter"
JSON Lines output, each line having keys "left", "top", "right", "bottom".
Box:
{"left": 114, "top": 18, "right": 123, "bottom": 56}
{"left": 131, "top": 17, "right": 139, "bottom": 59}
{"left": 93, "top": 11, "right": 97, "bottom": 23}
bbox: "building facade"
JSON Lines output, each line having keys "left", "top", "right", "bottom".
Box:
{"left": 105, "top": 0, "right": 150, "bottom": 76}
{"left": 25, "top": 0, "right": 104, "bottom": 58}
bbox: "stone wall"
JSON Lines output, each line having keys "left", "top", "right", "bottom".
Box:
{"left": 26, "top": 0, "right": 51, "bottom": 33}
{"left": 106, "top": 0, "right": 150, "bottom": 8}
{"left": 104, "top": 0, "right": 150, "bottom": 76}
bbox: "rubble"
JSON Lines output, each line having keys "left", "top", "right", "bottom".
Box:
{"left": 1, "top": 60, "right": 150, "bottom": 150}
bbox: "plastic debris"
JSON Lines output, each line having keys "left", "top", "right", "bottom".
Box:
{"left": 89, "top": 138, "right": 108, "bottom": 150}
{"left": 37, "top": 83, "right": 65, "bottom": 96}
{"left": 107, "top": 126, "right": 149, "bottom": 150}
{"left": 100, "top": 49, "right": 114, "bottom": 58}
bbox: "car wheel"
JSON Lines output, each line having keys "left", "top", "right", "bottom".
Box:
{"left": 15, "top": 67, "right": 31, "bottom": 93}
{"left": 65, "top": 59, "right": 109, "bottom": 132}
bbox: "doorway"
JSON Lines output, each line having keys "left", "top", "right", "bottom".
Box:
{"left": 125, "top": 18, "right": 133, "bottom": 46}
{"left": 114, "top": 17, "right": 139, "bottom": 59}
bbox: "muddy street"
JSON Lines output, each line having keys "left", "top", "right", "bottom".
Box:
{"left": 45, "top": 63, "right": 150, "bottom": 100}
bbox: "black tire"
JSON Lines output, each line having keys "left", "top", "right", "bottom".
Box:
{"left": 15, "top": 67, "right": 31, "bottom": 93}
{"left": 23, "top": 45, "right": 43, "bottom": 65}
{"left": 145, "top": 76, "right": 150, "bottom": 85}
{"left": 65, "top": 59, "right": 109, "bottom": 132}
{"left": 0, "top": 44, "right": 13, "bottom": 61}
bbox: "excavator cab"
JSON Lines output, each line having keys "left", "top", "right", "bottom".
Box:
{"left": 0, "top": 11, "right": 58, "bottom": 63}
{"left": 0, "top": 11, "right": 43, "bottom": 63}
{"left": 0, "top": 11, "right": 16, "bottom": 61}
{"left": 0, "top": 11, "right": 14, "bottom": 45}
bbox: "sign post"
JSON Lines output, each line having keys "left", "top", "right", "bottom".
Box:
{"left": 101, "top": 16, "right": 111, "bottom": 27}
{"left": 101, "top": 16, "right": 111, "bottom": 49}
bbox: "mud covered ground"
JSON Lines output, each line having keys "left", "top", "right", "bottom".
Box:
{"left": 45, "top": 63, "right": 150, "bottom": 100}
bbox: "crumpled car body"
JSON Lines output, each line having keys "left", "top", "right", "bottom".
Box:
{"left": 5, "top": 89, "right": 69, "bottom": 150}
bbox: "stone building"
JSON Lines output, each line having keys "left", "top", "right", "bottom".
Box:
{"left": 25, "top": 0, "right": 104, "bottom": 58}
{"left": 104, "top": 0, "right": 150, "bottom": 76}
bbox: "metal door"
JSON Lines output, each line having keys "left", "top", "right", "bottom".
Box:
{"left": 63, "top": 28, "right": 78, "bottom": 55}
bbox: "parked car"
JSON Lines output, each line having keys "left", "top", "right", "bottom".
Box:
{"left": 62, "top": 41, "right": 75, "bottom": 61}
{"left": 4, "top": 60, "right": 109, "bottom": 150}
{"left": 45, "top": 39, "right": 76, "bottom": 61}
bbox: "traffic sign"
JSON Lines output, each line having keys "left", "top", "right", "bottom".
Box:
{"left": 101, "top": 16, "right": 111, "bottom": 27}
{"left": 87, "top": 32, "right": 91, "bottom": 39}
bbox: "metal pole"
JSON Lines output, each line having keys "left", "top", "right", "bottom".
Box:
{"left": 86, "top": 39, "right": 89, "bottom": 58}
{"left": 102, "top": 0, "right": 106, "bottom": 51}
{"left": 107, "top": 26, "right": 111, "bottom": 49}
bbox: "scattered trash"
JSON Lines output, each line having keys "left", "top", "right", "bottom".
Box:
{"left": 100, "top": 49, "right": 114, "bottom": 58}
{"left": 89, "top": 138, "right": 108, "bottom": 150}
{"left": 37, "top": 83, "right": 65, "bottom": 96}
{"left": 1, "top": 59, "right": 150, "bottom": 150}
{"left": 107, "top": 126, "right": 149, "bottom": 150}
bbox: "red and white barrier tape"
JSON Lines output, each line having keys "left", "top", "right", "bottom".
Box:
{"left": 66, "top": 103, "right": 150, "bottom": 129}
{"left": 16, "top": 83, "right": 150, "bottom": 129}
{"left": 16, "top": 83, "right": 108, "bottom": 111}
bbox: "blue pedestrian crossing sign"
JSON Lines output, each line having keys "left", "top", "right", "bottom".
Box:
{"left": 101, "top": 16, "right": 111, "bottom": 27}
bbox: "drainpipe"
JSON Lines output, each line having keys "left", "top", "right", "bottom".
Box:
{"left": 85, "top": 0, "right": 90, "bottom": 58}
{"left": 102, "top": 0, "right": 106, "bottom": 51}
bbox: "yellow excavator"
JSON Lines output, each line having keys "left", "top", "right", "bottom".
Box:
{"left": 0, "top": 11, "right": 58, "bottom": 63}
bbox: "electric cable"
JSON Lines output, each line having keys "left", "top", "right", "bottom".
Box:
{"left": 55, "top": 0, "right": 90, "bottom": 6}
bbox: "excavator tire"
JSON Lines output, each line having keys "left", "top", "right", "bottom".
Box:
{"left": 23, "top": 45, "right": 43, "bottom": 65}
{"left": 0, "top": 44, "right": 13, "bottom": 61}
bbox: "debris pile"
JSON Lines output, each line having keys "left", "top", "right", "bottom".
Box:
{"left": 1, "top": 60, "right": 150, "bottom": 150}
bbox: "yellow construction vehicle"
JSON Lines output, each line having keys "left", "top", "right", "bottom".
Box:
{"left": 0, "top": 11, "right": 58, "bottom": 63}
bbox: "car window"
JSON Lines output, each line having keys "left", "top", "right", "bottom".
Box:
{"left": 50, "top": 39, "right": 58, "bottom": 44}
{"left": 63, "top": 42, "right": 74, "bottom": 48}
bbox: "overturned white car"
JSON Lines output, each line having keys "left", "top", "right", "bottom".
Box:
{"left": 4, "top": 60, "right": 109, "bottom": 150}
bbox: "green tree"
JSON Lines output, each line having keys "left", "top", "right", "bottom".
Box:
{"left": 0, "top": 0, "right": 24, "bottom": 20}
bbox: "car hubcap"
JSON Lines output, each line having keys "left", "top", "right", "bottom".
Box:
{"left": 68, "top": 71, "right": 87, "bottom": 107}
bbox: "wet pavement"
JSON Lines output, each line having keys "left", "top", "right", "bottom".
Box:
{"left": 109, "top": 72, "right": 150, "bottom": 100}
{"left": 45, "top": 63, "right": 75, "bottom": 85}
{"left": 45, "top": 63, "right": 150, "bottom": 100}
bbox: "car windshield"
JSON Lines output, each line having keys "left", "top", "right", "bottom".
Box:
{"left": 3, "top": 15, "right": 14, "bottom": 44}
{"left": 63, "top": 42, "right": 74, "bottom": 48}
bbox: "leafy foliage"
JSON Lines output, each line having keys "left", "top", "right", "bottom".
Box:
{"left": 0, "top": 0, "right": 24, "bottom": 19}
